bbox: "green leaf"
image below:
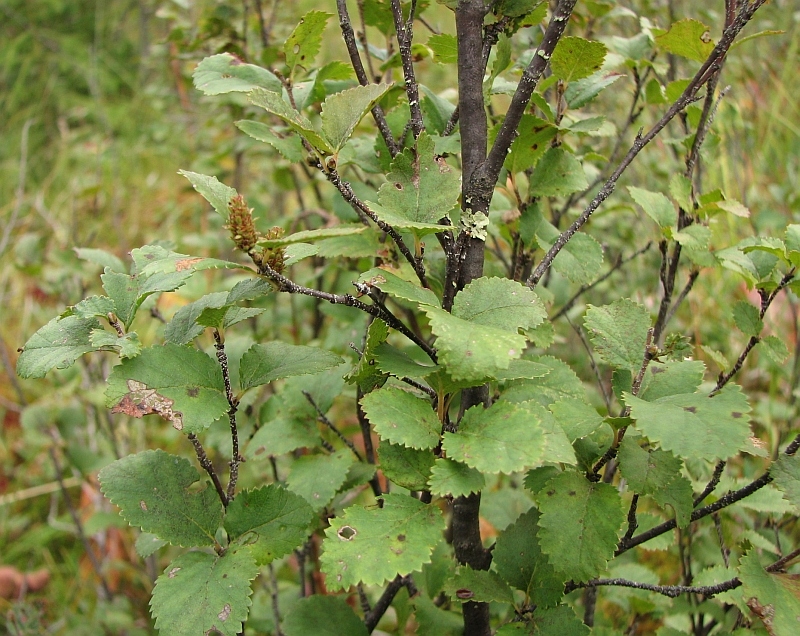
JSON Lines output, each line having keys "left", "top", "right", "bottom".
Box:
{"left": 378, "top": 441, "right": 435, "bottom": 490}
{"left": 321, "top": 493, "right": 445, "bottom": 589}
{"left": 258, "top": 225, "right": 367, "bottom": 247}
{"left": 762, "top": 335, "right": 790, "bottom": 364}
{"left": 533, "top": 213, "right": 604, "bottom": 285}
{"left": 361, "top": 386, "right": 440, "bottom": 450}
{"left": 584, "top": 299, "right": 651, "bottom": 371}
{"left": 359, "top": 267, "right": 441, "bottom": 307}
{"left": 286, "top": 451, "right": 355, "bottom": 511}
{"left": 105, "top": 344, "right": 228, "bottom": 434}
{"left": 283, "top": 595, "right": 368, "bottom": 636}
{"left": 246, "top": 414, "right": 317, "bottom": 458}
{"left": 375, "top": 343, "right": 438, "bottom": 379}
{"left": 771, "top": 454, "right": 800, "bottom": 507}
{"left": 669, "top": 174, "right": 693, "bottom": 212}
{"left": 376, "top": 131, "right": 460, "bottom": 226}
{"left": 345, "top": 319, "right": 390, "bottom": 392}
{"left": 424, "top": 306, "right": 527, "bottom": 381}
{"left": 428, "top": 459, "right": 485, "bottom": 497}
{"left": 193, "top": 53, "right": 281, "bottom": 95}
{"left": 442, "top": 401, "right": 551, "bottom": 474}
{"left": 74, "top": 247, "right": 126, "bottom": 273}
{"left": 502, "top": 115, "right": 557, "bottom": 174}
{"left": 536, "top": 470, "right": 625, "bottom": 582}
{"left": 98, "top": 450, "right": 223, "bottom": 546}
{"left": 150, "top": 549, "right": 257, "bottom": 636}
{"left": 165, "top": 292, "right": 229, "bottom": 345}
{"left": 733, "top": 301, "right": 763, "bottom": 338}
{"left": 321, "top": 83, "right": 392, "bottom": 151}
{"left": 628, "top": 186, "right": 677, "bottom": 229}
{"left": 284, "top": 11, "right": 331, "bottom": 78}
{"left": 651, "top": 472, "right": 693, "bottom": 528}
{"left": 428, "top": 33, "right": 458, "bottom": 64}
{"left": 179, "top": 170, "right": 239, "bottom": 219}
{"left": 565, "top": 72, "right": 623, "bottom": 109}
{"left": 549, "top": 398, "right": 604, "bottom": 441}
{"left": 66, "top": 294, "right": 116, "bottom": 320}
{"left": 444, "top": 566, "right": 514, "bottom": 604}
{"left": 135, "top": 533, "right": 168, "bottom": 559}
{"left": 249, "top": 88, "right": 333, "bottom": 154}
{"left": 224, "top": 485, "right": 314, "bottom": 564}
{"left": 656, "top": 19, "right": 715, "bottom": 63}
{"left": 413, "top": 595, "right": 463, "bottom": 636}
{"left": 133, "top": 244, "right": 244, "bottom": 276}
{"left": 739, "top": 551, "right": 800, "bottom": 636}
{"left": 551, "top": 36, "right": 607, "bottom": 82}
{"left": 239, "top": 343, "right": 343, "bottom": 390}
{"left": 626, "top": 384, "right": 752, "bottom": 462}
{"left": 638, "top": 360, "right": 705, "bottom": 401}
{"left": 493, "top": 508, "right": 565, "bottom": 608}
{"left": 453, "top": 277, "right": 545, "bottom": 333}
{"left": 16, "top": 315, "right": 101, "bottom": 378}
{"left": 90, "top": 329, "right": 142, "bottom": 359}
{"left": 102, "top": 268, "right": 191, "bottom": 329}
{"left": 236, "top": 121, "right": 305, "bottom": 163}
{"left": 497, "top": 605, "right": 590, "bottom": 635}
{"left": 618, "top": 436, "right": 682, "bottom": 496}
{"left": 528, "top": 148, "right": 589, "bottom": 197}
{"left": 501, "top": 355, "right": 585, "bottom": 407}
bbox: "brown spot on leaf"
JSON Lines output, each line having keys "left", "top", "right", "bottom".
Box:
{"left": 651, "top": 367, "right": 665, "bottom": 374}
{"left": 111, "top": 380, "right": 184, "bottom": 430}
{"left": 218, "top": 604, "right": 232, "bottom": 621}
{"left": 456, "top": 589, "right": 474, "bottom": 599}
{"left": 436, "top": 156, "right": 451, "bottom": 173}
{"left": 140, "top": 500, "right": 148, "bottom": 511}
{"left": 397, "top": 534, "right": 406, "bottom": 542}
{"left": 229, "top": 54, "right": 244, "bottom": 65}
{"left": 746, "top": 596, "right": 775, "bottom": 630}
{"left": 175, "top": 257, "right": 203, "bottom": 271}
{"left": 732, "top": 412, "right": 743, "bottom": 419}
{"left": 168, "top": 567, "right": 181, "bottom": 578}
{"left": 187, "top": 387, "right": 199, "bottom": 398}
{"left": 683, "top": 406, "right": 697, "bottom": 413}
{"left": 394, "top": 182, "right": 403, "bottom": 190}
{"left": 568, "top": 490, "right": 576, "bottom": 496}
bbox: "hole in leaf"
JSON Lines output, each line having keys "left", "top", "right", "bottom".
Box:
{"left": 338, "top": 525, "right": 357, "bottom": 541}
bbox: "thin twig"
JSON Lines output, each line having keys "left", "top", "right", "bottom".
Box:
{"left": 214, "top": 330, "right": 241, "bottom": 501}
{"left": 550, "top": 242, "right": 653, "bottom": 321}
{"left": 268, "top": 563, "right": 284, "bottom": 636}
{"left": 569, "top": 576, "right": 742, "bottom": 599}
{"left": 390, "top": 0, "right": 424, "bottom": 138}
{"left": 188, "top": 433, "right": 229, "bottom": 507}
{"left": 568, "top": 317, "right": 612, "bottom": 413}
{"left": 527, "top": 1, "right": 768, "bottom": 288}
{"left": 664, "top": 269, "right": 700, "bottom": 326}
{"left": 303, "top": 390, "right": 363, "bottom": 461}
{"left": 336, "top": 0, "right": 399, "bottom": 156}
{"left": 694, "top": 460, "right": 726, "bottom": 507}
{"left": 364, "top": 575, "right": 415, "bottom": 632}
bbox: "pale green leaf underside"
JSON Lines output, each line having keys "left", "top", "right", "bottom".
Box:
{"left": 359, "top": 267, "right": 441, "bottom": 308}
{"left": 99, "top": 449, "right": 223, "bottom": 547}
{"left": 224, "top": 485, "right": 315, "bottom": 565}
{"left": 551, "top": 36, "right": 607, "bottom": 82}
{"left": 179, "top": 170, "right": 238, "bottom": 219}
{"left": 378, "top": 441, "right": 435, "bottom": 491}
{"left": 617, "top": 435, "right": 683, "bottom": 496}
{"left": 150, "top": 549, "right": 257, "bottom": 636}
{"left": 361, "top": 386, "right": 441, "bottom": 450}
{"left": 133, "top": 244, "right": 245, "bottom": 276}
{"left": 528, "top": 148, "right": 589, "bottom": 197}
{"left": 193, "top": 53, "right": 281, "bottom": 95}
{"left": 17, "top": 314, "right": 101, "bottom": 379}
{"left": 258, "top": 225, "right": 367, "bottom": 247}
{"left": 239, "top": 342, "right": 344, "bottom": 390}
{"left": 628, "top": 186, "right": 677, "bottom": 228}
{"left": 536, "top": 471, "right": 625, "bottom": 582}
{"left": 444, "top": 566, "right": 514, "bottom": 604}
{"left": 321, "top": 83, "right": 392, "bottom": 151}
{"left": 321, "top": 493, "right": 445, "bottom": 589}
{"left": 249, "top": 88, "right": 333, "bottom": 154}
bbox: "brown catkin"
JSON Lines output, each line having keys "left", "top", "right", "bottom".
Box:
{"left": 226, "top": 195, "right": 259, "bottom": 253}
